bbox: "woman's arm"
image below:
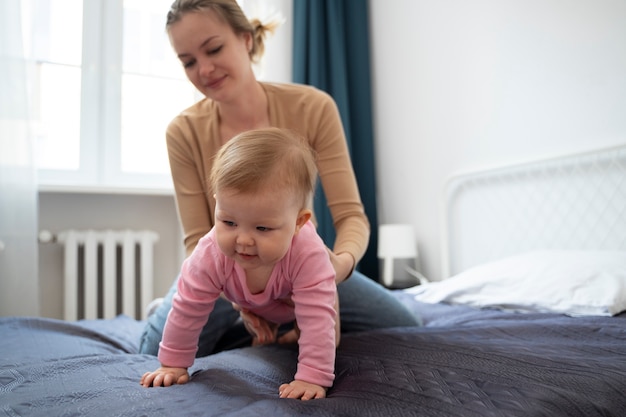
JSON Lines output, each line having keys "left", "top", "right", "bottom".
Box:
{"left": 310, "top": 92, "right": 370, "bottom": 281}
{"left": 166, "top": 118, "right": 214, "bottom": 257}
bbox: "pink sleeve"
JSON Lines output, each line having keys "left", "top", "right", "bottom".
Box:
{"left": 158, "top": 234, "right": 223, "bottom": 368}
{"left": 290, "top": 224, "right": 337, "bottom": 387}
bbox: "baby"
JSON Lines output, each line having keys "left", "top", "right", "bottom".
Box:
{"left": 140, "top": 127, "right": 338, "bottom": 400}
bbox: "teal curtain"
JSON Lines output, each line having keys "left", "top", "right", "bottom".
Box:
{"left": 293, "top": 0, "right": 379, "bottom": 280}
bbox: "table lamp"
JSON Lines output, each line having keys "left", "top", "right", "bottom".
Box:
{"left": 377, "top": 223, "right": 423, "bottom": 288}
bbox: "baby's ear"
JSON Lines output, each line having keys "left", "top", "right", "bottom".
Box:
{"left": 294, "top": 209, "right": 312, "bottom": 233}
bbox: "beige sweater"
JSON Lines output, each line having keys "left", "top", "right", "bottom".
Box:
{"left": 166, "top": 82, "right": 370, "bottom": 263}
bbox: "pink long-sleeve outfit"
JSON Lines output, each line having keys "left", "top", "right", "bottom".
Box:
{"left": 158, "top": 221, "right": 337, "bottom": 387}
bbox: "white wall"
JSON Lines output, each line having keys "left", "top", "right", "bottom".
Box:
{"left": 370, "top": 0, "right": 626, "bottom": 281}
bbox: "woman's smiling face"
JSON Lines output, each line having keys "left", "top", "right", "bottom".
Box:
{"left": 168, "top": 10, "right": 253, "bottom": 101}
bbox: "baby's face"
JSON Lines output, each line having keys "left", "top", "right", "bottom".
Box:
{"left": 213, "top": 186, "right": 305, "bottom": 272}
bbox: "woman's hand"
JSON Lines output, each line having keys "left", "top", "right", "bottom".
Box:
{"left": 279, "top": 379, "right": 327, "bottom": 400}
{"left": 140, "top": 366, "right": 189, "bottom": 387}
{"left": 328, "top": 250, "right": 354, "bottom": 284}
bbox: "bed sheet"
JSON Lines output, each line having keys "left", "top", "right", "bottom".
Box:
{"left": 1, "top": 297, "right": 625, "bottom": 417}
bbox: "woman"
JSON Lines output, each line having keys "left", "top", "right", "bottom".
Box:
{"left": 139, "top": 0, "right": 419, "bottom": 357}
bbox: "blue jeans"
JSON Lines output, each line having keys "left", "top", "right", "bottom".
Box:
{"left": 139, "top": 270, "right": 421, "bottom": 357}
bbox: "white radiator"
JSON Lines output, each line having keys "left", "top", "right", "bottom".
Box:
{"left": 57, "top": 229, "right": 159, "bottom": 321}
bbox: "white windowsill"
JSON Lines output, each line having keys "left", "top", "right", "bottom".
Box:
{"left": 38, "top": 183, "right": 174, "bottom": 196}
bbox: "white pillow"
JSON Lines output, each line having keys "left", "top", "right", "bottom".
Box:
{"left": 405, "top": 250, "right": 626, "bottom": 316}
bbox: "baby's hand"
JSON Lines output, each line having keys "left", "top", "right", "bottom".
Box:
{"left": 279, "top": 380, "right": 326, "bottom": 400}
{"left": 140, "top": 366, "right": 189, "bottom": 388}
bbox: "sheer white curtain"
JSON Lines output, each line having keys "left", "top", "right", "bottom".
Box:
{"left": 0, "top": 0, "right": 39, "bottom": 316}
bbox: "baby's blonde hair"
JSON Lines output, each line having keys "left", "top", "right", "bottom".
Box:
{"left": 210, "top": 128, "right": 317, "bottom": 209}
{"left": 166, "top": 0, "right": 279, "bottom": 63}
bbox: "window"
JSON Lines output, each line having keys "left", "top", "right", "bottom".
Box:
{"left": 23, "top": 0, "right": 290, "bottom": 192}
{"left": 24, "top": 0, "right": 198, "bottom": 191}
{"left": 24, "top": 0, "right": 84, "bottom": 173}
{"left": 121, "top": 0, "right": 198, "bottom": 178}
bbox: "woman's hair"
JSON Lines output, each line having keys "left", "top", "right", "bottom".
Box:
{"left": 210, "top": 128, "right": 318, "bottom": 209}
{"left": 166, "top": 0, "right": 279, "bottom": 63}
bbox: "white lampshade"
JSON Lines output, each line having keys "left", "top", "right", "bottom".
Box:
{"left": 378, "top": 224, "right": 419, "bottom": 287}
{"left": 378, "top": 224, "right": 417, "bottom": 258}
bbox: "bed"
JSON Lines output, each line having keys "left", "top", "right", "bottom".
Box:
{"left": 2, "top": 144, "right": 625, "bottom": 417}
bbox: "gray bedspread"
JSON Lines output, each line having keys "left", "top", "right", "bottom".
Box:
{"left": 1, "top": 296, "right": 625, "bottom": 416}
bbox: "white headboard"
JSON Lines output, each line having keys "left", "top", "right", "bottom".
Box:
{"left": 442, "top": 144, "right": 626, "bottom": 278}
